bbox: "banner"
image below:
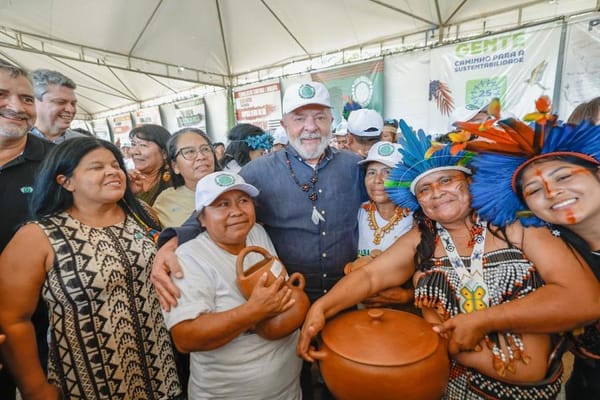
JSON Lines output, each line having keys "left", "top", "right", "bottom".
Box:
{"left": 133, "top": 107, "right": 162, "bottom": 126}
{"left": 311, "top": 60, "right": 384, "bottom": 127}
{"left": 174, "top": 98, "right": 206, "bottom": 130}
{"left": 111, "top": 114, "right": 133, "bottom": 145}
{"left": 234, "top": 80, "right": 282, "bottom": 131}
{"left": 559, "top": 15, "right": 600, "bottom": 119}
{"left": 90, "top": 119, "right": 111, "bottom": 141}
{"left": 428, "top": 23, "right": 561, "bottom": 134}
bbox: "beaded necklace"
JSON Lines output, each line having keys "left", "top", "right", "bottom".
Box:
{"left": 284, "top": 151, "right": 325, "bottom": 225}
{"left": 365, "top": 201, "right": 408, "bottom": 245}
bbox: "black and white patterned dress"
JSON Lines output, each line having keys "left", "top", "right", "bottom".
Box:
{"left": 36, "top": 212, "right": 182, "bottom": 399}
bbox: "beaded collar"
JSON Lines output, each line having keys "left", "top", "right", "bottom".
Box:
{"left": 284, "top": 150, "right": 326, "bottom": 225}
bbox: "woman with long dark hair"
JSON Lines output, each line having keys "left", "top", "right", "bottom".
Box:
{"left": 0, "top": 137, "right": 182, "bottom": 399}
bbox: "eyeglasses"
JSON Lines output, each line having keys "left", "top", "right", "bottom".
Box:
{"left": 176, "top": 145, "right": 213, "bottom": 161}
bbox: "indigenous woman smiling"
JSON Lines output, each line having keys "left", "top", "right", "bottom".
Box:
{"left": 297, "top": 121, "right": 600, "bottom": 399}
{"left": 452, "top": 102, "right": 600, "bottom": 399}
{"left": 0, "top": 137, "right": 182, "bottom": 399}
{"left": 154, "top": 128, "right": 219, "bottom": 228}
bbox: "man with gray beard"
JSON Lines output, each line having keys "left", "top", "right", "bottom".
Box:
{"left": 152, "top": 81, "right": 366, "bottom": 399}
{"left": 0, "top": 59, "right": 53, "bottom": 399}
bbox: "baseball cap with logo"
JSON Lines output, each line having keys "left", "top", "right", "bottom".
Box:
{"left": 282, "top": 81, "right": 332, "bottom": 114}
{"left": 195, "top": 172, "right": 259, "bottom": 213}
{"left": 358, "top": 141, "right": 403, "bottom": 168}
{"left": 347, "top": 109, "right": 384, "bottom": 137}
{"left": 273, "top": 126, "right": 288, "bottom": 146}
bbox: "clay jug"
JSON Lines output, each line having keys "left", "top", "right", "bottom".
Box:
{"left": 236, "top": 246, "right": 310, "bottom": 340}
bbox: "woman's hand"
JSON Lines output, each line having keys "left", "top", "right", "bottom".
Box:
{"left": 362, "top": 286, "right": 415, "bottom": 307}
{"left": 247, "top": 273, "right": 294, "bottom": 319}
{"left": 296, "top": 303, "right": 326, "bottom": 362}
{"left": 127, "top": 169, "right": 145, "bottom": 194}
{"left": 433, "top": 312, "right": 486, "bottom": 355}
{"left": 150, "top": 237, "right": 183, "bottom": 311}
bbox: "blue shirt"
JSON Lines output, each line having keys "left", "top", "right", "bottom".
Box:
{"left": 163, "top": 146, "right": 366, "bottom": 302}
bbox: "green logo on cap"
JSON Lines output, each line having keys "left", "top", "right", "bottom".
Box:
{"left": 378, "top": 143, "right": 394, "bottom": 157}
{"left": 215, "top": 173, "right": 235, "bottom": 187}
{"left": 298, "top": 84, "right": 316, "bottom": 99}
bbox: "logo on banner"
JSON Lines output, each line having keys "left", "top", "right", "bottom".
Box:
{"left": 465, "top": 77, "right": 507, "bottom": 109}
{"left": 351, "top": 76, "right": 374, "bottom": 107}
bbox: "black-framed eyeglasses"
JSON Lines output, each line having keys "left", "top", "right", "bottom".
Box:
{"left": 176, "top": 145, "right": 213, "bottom": 161}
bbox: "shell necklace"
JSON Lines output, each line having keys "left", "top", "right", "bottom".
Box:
{"left": 366, "top": 201, "right": 408, "bottom": 245}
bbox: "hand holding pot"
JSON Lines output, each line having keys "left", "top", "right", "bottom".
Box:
{"left": 433, "top": 311, "right": 487, "bottom": 355}
{"left": 247, "top": 272, "right": 295, "bottom": 320}
{"left": 296, "top": 303, "right": 326, "bottom": 362}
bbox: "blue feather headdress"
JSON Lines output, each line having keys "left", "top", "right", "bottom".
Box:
{"left": 384, "top": 119, "right": 475, "bottom": 211}
{"left": 454, "top": 108, "right": 600, "bottom": 227}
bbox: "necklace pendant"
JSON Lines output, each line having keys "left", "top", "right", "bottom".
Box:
{"left": 309, "top": 192, "right": 318, "bottom": 201}
{"left": 301, "top": 183, "right": 310, "bottom": 192}
{"left": 311, "top": 175, "right": 318, "bottom": 184}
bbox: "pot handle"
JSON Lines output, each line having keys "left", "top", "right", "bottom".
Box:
{"left": 287, "top": 272, "right": 305, "bottom": 290}
{"left": 235, "top": 246, "right": 272, "bottom": 278}
{"left": 307, "top": 347, "right": 328, "bottom": 360}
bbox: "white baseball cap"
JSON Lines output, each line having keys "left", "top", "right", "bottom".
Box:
{"left": 195, "top": 172, "right": 259, "bottom": 212}
{"left": 282, "top": 81, "right": 332, "bottom": 114}
{"left": 347, "top": 109, "right": 383, "bottom": 137}
{"left": 334, "top": 119, "right": 348, "bottom": 136}
{"left": 273, "top": 126, "right": 288, "bottom": 145}
{"left": 358, "top": 141, "right": 403, "bottom": 168}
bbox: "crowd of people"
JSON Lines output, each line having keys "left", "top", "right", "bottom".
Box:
{"left": 0, "top": 55, "right": 599, "bottom": 400}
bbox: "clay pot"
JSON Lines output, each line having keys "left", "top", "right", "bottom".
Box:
{"left": 309, "top": 308, "right": 449, "bottom": 400}
{"left": 236, "top": 246, "right": 310, "bottom": 340}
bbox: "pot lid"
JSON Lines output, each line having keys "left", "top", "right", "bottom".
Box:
{"left": 321, "top": 309, "right": 441, "bottom": 367}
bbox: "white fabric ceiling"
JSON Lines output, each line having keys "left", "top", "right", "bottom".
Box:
{"left": 0, "top": 0, "right": 596, "bottom": 118}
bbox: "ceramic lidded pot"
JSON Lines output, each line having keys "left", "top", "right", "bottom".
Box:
{"left": 309, "top": 308, "right": 449, "bottom": 400}
{"left": 236, "top": 246, "right": 310, "bottom": 340}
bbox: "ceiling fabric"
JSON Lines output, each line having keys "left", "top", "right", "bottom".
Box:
{"left": 0, "top": 0, "right": 595, "bottom": 117}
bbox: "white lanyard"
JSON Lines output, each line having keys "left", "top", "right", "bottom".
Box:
{"left": 436, "top": 218, "right": 490, "bottom": 314}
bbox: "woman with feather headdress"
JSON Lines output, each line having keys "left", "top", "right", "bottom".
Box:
{"left": 298, "top": 120, "right": 600, "bottom": 399}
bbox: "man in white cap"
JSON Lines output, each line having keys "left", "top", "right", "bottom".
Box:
{"left": 151, "top": 81, "right": 365, "bottom": 399}
{"left": 272, "top": 125, "right": 288, "bottom": 151}
{"left": 346, "top": 108, "right": 384, "bottom": 158}
{"left": 332, "top": 119, "right": 349, "bottom": 150}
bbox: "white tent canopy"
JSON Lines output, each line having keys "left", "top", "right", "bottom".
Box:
{"left": 0, "top": 0, "right": 596, "bottom": 118}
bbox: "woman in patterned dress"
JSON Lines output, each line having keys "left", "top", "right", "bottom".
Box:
{"left": 297, "top": 124, "right": 600, "bottom": 399}
{"left": 0, "top": 137, "right": 182, "bottom": 399}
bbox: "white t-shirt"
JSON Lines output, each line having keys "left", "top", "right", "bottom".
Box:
{"left": 163, "top": 224, "right": 302, "bottom": 400}
{"left": 357, "top": 202, "right": 414, "bottom": 256}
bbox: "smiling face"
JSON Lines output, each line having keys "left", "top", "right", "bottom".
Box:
{"left": 130, "top": 135, "right": 166, "bottom": 174}
{"left": 59, "top": 147, "right": 126, "bottom": 207}
{"left": 171, "top": 132, "right": 215, "bottom": 190}
{"left": 35, "top": 84, "right": 77, "bottom": 138}
{"left": 365, "top": 161, "right": 393, "bottom": 206}
{"left": 0, "top": 70, "right": 36, "bottom": 139}
{"left": 520, "top": 159, "right": 600, "bottom": 226}
{"left": 282, "top": 104, "right": 333, "bottom": 162}
{"left": 199, "top": 190, "right": 256, "bottom": 254}
{"left": 414, "top": 170, "right": 472, "bottom": 225}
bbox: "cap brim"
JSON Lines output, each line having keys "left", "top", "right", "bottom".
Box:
{"left": 358, "top": 158, "right": 397, "bottom": 168}
{"left": 285, "top": 102, "right": 331, "bottom": 114}
{"left": 196, "top": 183, "right": 259, "bottom": 212}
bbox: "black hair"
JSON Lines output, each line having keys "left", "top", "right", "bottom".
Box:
{"left": 212, "top": 142, "right": 225, "bottom": 148}
{"left": 166, "top": 128, "right": 220, "bottom": 188}
{"left": 128, "top": 124, "right": 171, "bottom": 150}
{"left": 31, "top": 137, "right": 160, "bottom": 231}
{"left": 220, "top": 123, "right": 264, "bottom": 168}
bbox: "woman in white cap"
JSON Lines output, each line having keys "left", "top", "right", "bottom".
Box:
{"left": 348, "top": 141, "right": 414, "bottom": 307}
{"left": 161, "top": 171, "right": 302, "bottom": 399}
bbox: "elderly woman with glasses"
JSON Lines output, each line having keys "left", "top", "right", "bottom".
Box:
{"left": 154, "top": 128, "right": 219, "bottom": 228}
